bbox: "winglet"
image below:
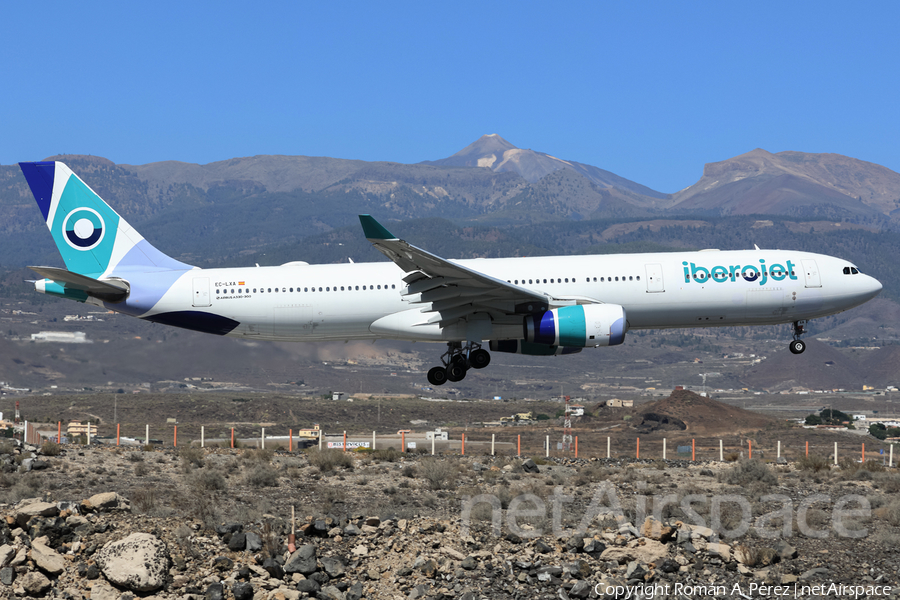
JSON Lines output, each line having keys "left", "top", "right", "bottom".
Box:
{"left": 359, "top": 215, "right": 398, "bottom": 240}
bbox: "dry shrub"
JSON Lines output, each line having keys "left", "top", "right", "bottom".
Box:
{"left": 243, "top": 448, "right": 274, "bottom": 463}
{"left": 190, "top": 468, "right": 226, "bottom": 491}
{"left": 371, "top": 448, "right": 400, "bottom": 463}
{"left": 40, "top": 441, "right": 61, "bottom": 456}
{"left": 874, "top": 500, "right": 900, "bottom": 526}
{"left": 130, "top": 486, "right": 159, "bottom": 514}
{"left": 735, "top": 544, "right": 778, "bottom": 567}
{"left": 307, "top": 449, "right": 354, "bottom": 473}
{"left": 179, "top": 446, "right": 205, "bottom": 469}
{"left": 243, "top": 464, "right": 280, "bottom": 487}
{"left": 796, "top": 454, "right": 830, "bottom": 473}
{"left": 420, "top": 457, "right": 455, "bottom": 490}
{"left": 874, "top": 472, "right": 900, "bottom": 493}
{"left": 719, "top": 460, "right": 777, "bottom": 486}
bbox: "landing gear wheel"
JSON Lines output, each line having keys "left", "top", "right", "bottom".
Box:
{"left": 427, "top": 366, "right": 448, "bottom": 386}
{"left": 789, "top": 340, "right": 806, "bottom": 355}
{"left": 469, "top": 348, "right": 491, "bottom": 369}
{"left": 447, "top": 362, "right": 467, "bottom": 382}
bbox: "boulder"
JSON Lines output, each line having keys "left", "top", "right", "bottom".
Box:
{"left": 706, "top": 542, "right": 731, "bottom": 561}
{"left": 320, "top": 556, "right": 345, "bottom": 577}
{"left": 262, "top": 557, "right": 283, "bottom": 579}
{"left": 346, "top": 582, "right": 364, "bottom": 600}
{"left": 90, "top": 581, "right": 120, "bottom": 600}
{"left": 319, "top": 585, "right": 344, "bottom": 600}
{"left": 284, "top": 544, "right": 318, "bottom": 575}
{"left": 297, "top": 578, "right": 321, "bottom": 594}
{"left": 232, "top": 582, "right": 254, "bottom": 600}
{"left": 600, "top": 539, "right": 668, "bottom": 565}
{"left": 0, "top": 545, "right": 14, "bottom": 568}
{"left": 245, "top": 531, "right": 262, "bottom": 551}
{"left": 571, "top": 580, "right": 593, "bottom": 598}
{"left": 96, "top": 532, "right": 169, "bottom": 592}
{"left": 20, "top": 571, "right": 51, "bottom": 596}
{"left": 522, "top": 458, "right": 540, "bottom": 473}
{"left": 206, "top": 582, "right": 225, "bottom": 600}
{"left": 441, "top": 547, "right": 466, "bottom": 560}
{"left": 14, "top": 499, "right": 58, "bottom": 525}
{"left": 774, "top": 540, "right": 798, "bottom": 559}
{"left": 640, "top": 516, "right": 675, "bottom": 542}
{"left": 228, "top": 532, "right": 247, "bottom": 551}
{"left": 30, "top": 540, "right": 66, "bottom": 576}
{"left": 81, "top": 492, "right": 129, "bottom": 513}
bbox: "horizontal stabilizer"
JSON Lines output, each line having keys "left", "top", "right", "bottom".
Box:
{"left": 29, "top": 266, "right": 129, "bottom": 303}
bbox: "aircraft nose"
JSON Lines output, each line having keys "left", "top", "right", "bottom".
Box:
{"left": 862, "top": 275, "right": 883, "bottom": 300}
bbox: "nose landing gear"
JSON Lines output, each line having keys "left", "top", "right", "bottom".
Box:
{"left": 789, "top": 320, "right": 808, "bottom": 354}
{"left": 425, "top": 342, "right": 491, "bottom": 386}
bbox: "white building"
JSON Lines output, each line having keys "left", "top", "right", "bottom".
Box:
{"left": 31, "top": 331, "right": 89, "bottom": 343}
{"left": 426, "top": 428, "right": 448, "bottom": 441}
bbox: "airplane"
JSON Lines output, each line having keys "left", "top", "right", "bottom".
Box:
{"left": 19, "top": 161, "right": 883, "bottom": 386}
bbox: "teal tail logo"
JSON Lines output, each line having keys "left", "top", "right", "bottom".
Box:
{"left": 19, "top": 161, "right": 191, "bottom": 276}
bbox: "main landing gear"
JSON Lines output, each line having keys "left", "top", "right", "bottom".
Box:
{"left": 426, "top": 342, "right": 491, "bottom": 386}
{"left": 789, "top": 320, "right": 808, "bottom": 354}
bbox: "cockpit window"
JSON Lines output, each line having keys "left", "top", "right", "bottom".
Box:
{"left": 843, "top": 267, "right": 851, "bottom": 275}
{"left": 851, "top": 267, "right": 859, "bottom": 274}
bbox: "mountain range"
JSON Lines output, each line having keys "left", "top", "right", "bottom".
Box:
{"left": 2, "top": 135, "right": 900, "bottom": 272}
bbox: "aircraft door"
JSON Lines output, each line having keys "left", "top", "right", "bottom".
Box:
{"left": 192, "top": 278, "right": 211, "bottom": 307}
{"left": 801, "top": 259, "right": 821, "bottom": 288}
{"left": 644, "top": 263, "right": 664, "bottom": 293}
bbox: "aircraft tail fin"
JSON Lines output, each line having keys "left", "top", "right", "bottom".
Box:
{"left": 18, "top": 161, "right": 192, "bottom": 277}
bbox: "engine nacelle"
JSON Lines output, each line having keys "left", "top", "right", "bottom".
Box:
{"left": 524, "top": 304, "right": 626, "bottom": 347}
{"left": 489, "top": 340, "right": 583, "bottom": 356}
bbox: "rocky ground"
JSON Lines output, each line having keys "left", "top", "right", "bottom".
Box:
{"left": 0, "top": 439, "right": 899, "bottom": 599}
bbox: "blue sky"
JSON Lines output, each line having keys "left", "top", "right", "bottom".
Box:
{"left": 2, "top": 2, "right": 898, "bottom": 193}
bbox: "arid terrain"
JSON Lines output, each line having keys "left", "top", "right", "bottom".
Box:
{"left": 0, "top": 434, "right": 898, "bottom": 599}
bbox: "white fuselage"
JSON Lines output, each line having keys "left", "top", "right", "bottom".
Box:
{"left": 132, "top": 248, "right": 881, "bottom": 344}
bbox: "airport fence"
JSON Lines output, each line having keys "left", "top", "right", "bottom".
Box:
{"left": 27, "top": 420, "right": 899, "bottom": 467}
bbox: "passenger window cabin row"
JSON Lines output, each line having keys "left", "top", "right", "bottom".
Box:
{"left": 216, "top": 272, "right": 663, "bottom": 297}
{"left": 508, "top": 276, "right": 640, "bottom": 285}
{"left": 215, "top": 284, "right": 398, "bottom": 295}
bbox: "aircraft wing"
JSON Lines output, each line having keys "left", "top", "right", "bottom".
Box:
{"left": 29, "top": 266, "right": 130, "bottom": 303}
{"left": 359, "top": 215, "right": 551, "bottom": 327}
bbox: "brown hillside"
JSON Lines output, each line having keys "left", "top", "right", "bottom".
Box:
{"left": 740, "top": 340, "right": 865, "bottom": 392}
{"left": 636, "top": 389, "right": 775, "bottom": 435}
{"left": 671, "top": 148, "right": 900, "bottom": 217}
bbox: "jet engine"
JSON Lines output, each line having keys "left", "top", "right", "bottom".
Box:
{"left": 523, "top": 304, "right": 626, "bottom": 347}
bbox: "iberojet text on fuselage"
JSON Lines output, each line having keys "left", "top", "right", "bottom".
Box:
{"left": 683, "top": 259, "right": 798, "bottom": 286}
